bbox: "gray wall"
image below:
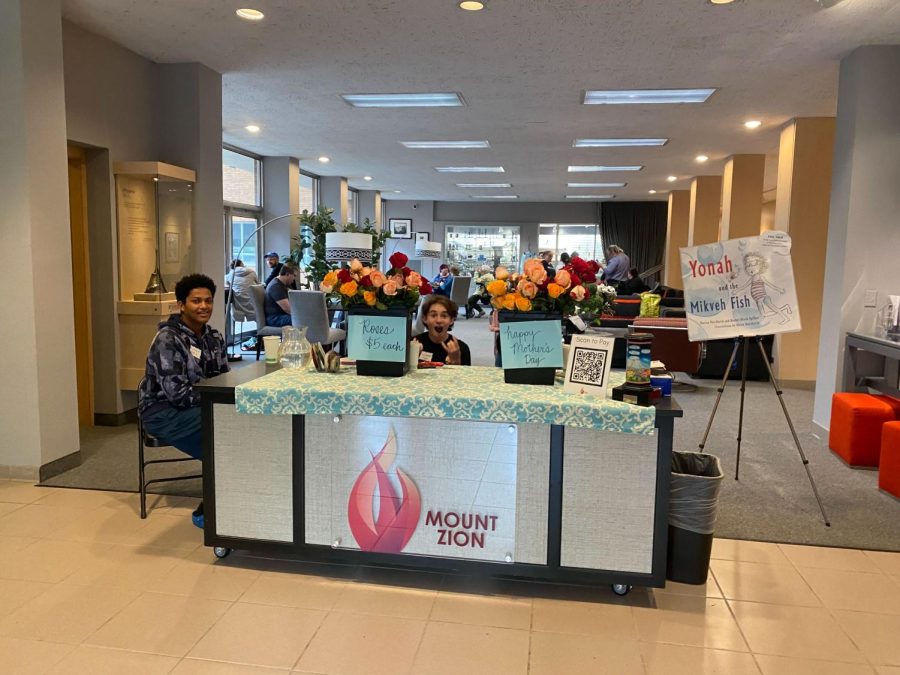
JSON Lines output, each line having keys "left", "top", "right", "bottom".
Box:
{"left": 262, "top": 157, "right": 300, "bottom": 260}
{"left": 814, "top": 45, "right": 900, "bottom": 429}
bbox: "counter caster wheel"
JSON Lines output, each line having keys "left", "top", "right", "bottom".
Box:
{"left": 213, "top": 547, "right": 232, "bottom": 559}
{"left": 611, "top": 583, "right": 632, "bottom": 596}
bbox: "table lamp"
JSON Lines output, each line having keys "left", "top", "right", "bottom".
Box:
{"left": 325, "top": 232, "right": 373, "bottom": 263}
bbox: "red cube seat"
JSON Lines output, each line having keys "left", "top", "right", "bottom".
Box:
{"left": 829, "top": 393, "right": 900, "bottom": 467}
{"left": 879, "top": 421, "right": 900, "bottom": 499}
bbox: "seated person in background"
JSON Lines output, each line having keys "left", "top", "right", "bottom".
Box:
{"left": 225, "top": 258, "right": 259, "bottom": 321}
{"left": 413, "top": 295, "right": 471, "bottom": 365}
{"left": 431, "top": 263, "right": 454, "bottom": 297}
{"left": 138, "top": 274, "right": 229, "bottom": 529}
{"left": 540, "top": 250, "right": 556, "bottom": 278}
{"left": 264, "top": 261, "right": 300, "bottom": 327}
{"left": 466, "top": 264, "right": 493, "bottom": 318}
{"left": 616, "top": 267, "right": 649, "bottom": 295}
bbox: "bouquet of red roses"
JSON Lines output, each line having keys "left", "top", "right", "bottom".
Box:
{"left": 322, "top": 252, "right": 432, "bottom": 310}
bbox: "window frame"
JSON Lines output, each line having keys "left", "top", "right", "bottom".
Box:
{"left": 222, "top": 144, "right": 264, "bottom": 210}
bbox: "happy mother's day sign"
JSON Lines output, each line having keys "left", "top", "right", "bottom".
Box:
{"left": 348, "top": 315, "right": 406, "bottom": 362}
{"left": 499, "top": 320, "right": 564, "bottom": 369}
{"left": 680, "top": 231, "right": 801, "bottom": 342}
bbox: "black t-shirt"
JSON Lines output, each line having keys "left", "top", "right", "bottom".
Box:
{"left": 413, "top": 332, "right": 471, "bottom": 365}
{"left": 264, "top": 262, "right": 283, "bottom": 286}
{"left": 264, "top": 278, "right": 290, "bottom": 317}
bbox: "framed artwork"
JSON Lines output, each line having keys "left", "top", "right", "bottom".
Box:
{"left": 164, "top": 232, "right": 180, "bottom": 263}
{"left": 414, "top": 232, "right": 429, "bottom": 243}
{"left": 389, "top": 218, "right": 412, "bottom": 239}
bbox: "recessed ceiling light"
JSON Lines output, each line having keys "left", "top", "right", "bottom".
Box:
{"left": 400, "top": 140, "right": 489, "bottom": 149}
{"left": 583, "top": 88, "right": 716, "bottom": 105}
{"left": 566, "top": 195, "right": 615, "bottom": 199}
{"left": 363, "top": 176, "right": 373, "bottom": 181}
{"left": 472, "top": 195, "right": 517, "bottom": 199}
{"left": 341, "top": 92, "right": 464, "bottom": 108}
{"left": 744, "top": 120, "right": 762, "bottom": 129}
{"left": 648, "top": 189, "right": 657, "bottom": 194}
{"left": 435, "top": 166, "right": 505, "bottom": 173}
{"left": 695, "top": 155, "right": 709, "bottom": 163}
{"left": 667, "top": 175, "right": 678, "bottom": 182}
{"left": 568, "top": 165, "right": 642, "bottom": 172}
{"left": 709, "top": 0, "right": 736, "bottom": 4}
{"left": 235, "top": 8, "right": 265, "bottom": 21}
{"left": 567, "top": 182, "right": 626, "bottom": 188}
{"left": 458, "top": 0, "right": 485, "bottom": 10}
{"left": 318, "top": 156, "right": 330, "bottom": 163}
{"left": 456, "top": 183, "right": 512, "bottom": 188}
{"left": 573, "top": 138, "right": 668, "bottom": 147}
{"left": 244, "top": 124, "right": 260, "bottom": 133}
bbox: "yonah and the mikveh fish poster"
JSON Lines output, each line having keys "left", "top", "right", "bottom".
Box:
{"left": 680, "top": 231, "right": 801, "bottom": 342}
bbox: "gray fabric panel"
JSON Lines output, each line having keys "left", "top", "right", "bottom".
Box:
{"left": 515, "top": 423, "right": 550, "bottom": 565}
{"left": 561, "top": 427, "right": 658, "bottom": 573}
{"left": 213, "top": 404, "right": 293, "bottom": 542}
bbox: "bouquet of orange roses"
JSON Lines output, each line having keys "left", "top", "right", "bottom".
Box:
{"left": 321, "top": 251, "right": 432, "bottom": 310}
{"left": 486, "top": 257, "right": 612, "bottom": 316}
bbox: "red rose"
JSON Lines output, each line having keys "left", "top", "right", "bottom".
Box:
{"left": 570, "top": 257, "right": 589, "bottom": 275}
{"left": 589, "top": 260, "right": 600, "bottom": 273}
{"left": 568, "top": 273, "right": 581, "bottom": 287}
{"left": 581, "top": 271, "right": 597, "bottom": 283}
{"left": 337, "top": 268, "right": 353, "bottom": 283}
{"left": 359, "top": 274, "right": 372, "bottom": 287}
{"left": 401, "top": 266, "right": 412, "bottom": 276}
{"left": 420, "top": 282, "right": 433, "bottom": 295}
{"left": 389, "top": 252, "right": 408, "bottom": 269}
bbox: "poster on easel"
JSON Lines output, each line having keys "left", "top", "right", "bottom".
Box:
{"left": 680, "top": 231, "right": 801, "bottom": 342}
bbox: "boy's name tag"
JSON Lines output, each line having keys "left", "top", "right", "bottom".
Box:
{"left": 189, "top": 346, "right": 202, "bottom": 359}
{"left": 419, "top": 351, "right": 433, "bottom": 361}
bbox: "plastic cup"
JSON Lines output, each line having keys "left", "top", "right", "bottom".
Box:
{"left": 263, "top": 335, "right": 281, "bottom": 363}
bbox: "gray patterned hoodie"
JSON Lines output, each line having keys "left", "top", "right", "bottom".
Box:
{"left": 138, "top": 314, "right": 229, "bottom": 420}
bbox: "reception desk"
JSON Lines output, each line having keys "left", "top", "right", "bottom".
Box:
{"left": 197, "top": 364, "right": 682, "bottom": 591}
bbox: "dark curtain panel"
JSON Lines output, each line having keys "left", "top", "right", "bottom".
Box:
{"left": 599, "top": 202, "right": 668, "bottom": 284}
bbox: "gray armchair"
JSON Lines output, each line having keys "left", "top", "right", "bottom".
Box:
{"left": 249, "top": 284, "right": 283, "bottom": 361}
{"left": 449, "top": 276, "right": 472, "bottom": 317}
{"left": 288, "top": 290, "right": 347, "bottom": 352}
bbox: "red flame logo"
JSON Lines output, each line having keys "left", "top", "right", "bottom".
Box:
{"left": 347, "top": 427, "right": 421, "bottom": 553}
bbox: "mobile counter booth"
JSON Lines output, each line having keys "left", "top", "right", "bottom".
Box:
{"left": 197, "top": 363, "right": 682, "bottom": 594}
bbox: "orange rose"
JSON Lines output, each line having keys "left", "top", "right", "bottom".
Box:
{"left": 554, "top": 269, "right": 572, "bottom": 289}
{"left": 363, "top": 290, "right": 377, "bottom": 306}
{"left": 501, "top": 293, "right": 517, "bottom": 310}
{"left": 406, "top": 271, "right": 422, "bottom": 288}
{"left": 547, "top": 282, "right": 565, "bottom": 299}
{"left": 360, "top": 266, "right": 372, "bottom": 277}
{"left": 569, "top": 285, "right": 587, "bottom": 301}
{"left": 523, "top": 258, "right": 543, "bottom": 276}
{"left": 490, "top": 296, "right": 504, "bottom": 309}
{"left": 369, "top": 270, "right": 386, "bottom": 288}
{"left": 349, "top": 259, "right": 363, "bottom": 273}
{"left": 527, "top": 266, "right": 547, "bottom": 285}
{"left": 495, "top": 266, "right": 509, "bottom": 280}
{"left": 339, "top": 281, "right": 358, "bottom": 296}
{"left": 517, "top": 280, "right": 538, "bottom": 298}
{"left": 486, "top": 279, "right": 508, "bottom": 296}
{"left": 515, "top": 295, "right": 533, "bottom": 312}
{"left": 383, "top": 280, "right": 399, "bottom": 296}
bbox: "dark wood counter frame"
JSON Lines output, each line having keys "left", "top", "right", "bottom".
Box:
{"left": 198, "top": 363, "right": 683, "bottom": 589}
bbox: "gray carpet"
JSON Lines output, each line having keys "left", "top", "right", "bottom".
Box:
{"left": 43, "top": 316, "right": 900, "bottom": 551}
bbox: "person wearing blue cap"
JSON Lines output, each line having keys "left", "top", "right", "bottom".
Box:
{"left": 263, "top": 251, "right": 284, "bottom": 286}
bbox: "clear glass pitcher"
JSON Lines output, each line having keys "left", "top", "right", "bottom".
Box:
{"left": 279, "top": 325, "right": 311, "bottom": 369}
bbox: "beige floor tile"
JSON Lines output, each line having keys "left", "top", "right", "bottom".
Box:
{"left": 780, "top": 544, "right": 882, "bottom": 573}
{"left": 532, "top": 598, "right": 637, "bottom": 639}
{"left": 730, "top": 600, "right": 866, "bottom": 663}
{"left": 797, "top": 567, "right": 900, "bottom": 615}
{"left": 86, "top": 591, "right": 231, "bottom": 657}
{"left": 876, "top": 667, "right": 900, "bottom": 674}
{"left": 35, "top": 487, "right": 121, "bottom": 510}
{"left": 0, "top": 502, "right": 91, "bottom": 538}
{"left": 0, "top": 501, "right": 23, "bottom": 518}
{"left": 0, "top": 578, "right": 51, "bottom": 617}
{"left": 640, "top": 642, "right": 761, "bottom": 675}
{"left": 294, "top": 611, "right": 425, "bottom": 675}
{"left": 0, "top": 480, "right": 57, "bottom": 504}
{"left": 429, "top": 592, "right": 532, "bottom": 629}
{"left": 755, "top": 653, "right": 877, "bottom": 674}
{"left": 0, "top": 583, "right": 139, "bottom": 643}
{"left": 62, "top": 543, "right": 188, "bottom": 590}
{"left": 866, "top": 551, "right": 900, "bottom": 577}
{"left": 711, "top": 559, "right": 821, "bottom": 606}
{"left": 138, "top": 513, "right": 207, "bottom": 551}
{"left": 529, "top": 631, "right": 644, "bottom": 675}
{"left": 0, "top": 534, "right": 36, "bottom": 553}
{"left": 46, "top": 644, "right": 180, "bottom": 674}
{"left": 833, "top": 609, "right": 900, "bottom": 666}
{"left": 411, "top": 621, "right": 529, "bottom": 675}
{"left": 0, "top": 538, "right": 102, "bottom": 583}
{"left": 332, "top": 581, "right": 436, "bottom": 619}
{"left": 175, "top": 660, "right": 289, "bottom": 674}
{"left": 46, "top": 502, "right": 153, "bottom": 545}
{"left": 146, "top": 547, "right": 262, "bottom": 601}
{"left": 633, "top": 594, "right": 749, "bottom": 651}
{"left": 0, "top": 636, "right": 74, "bottom": 674}
{"left": 713, "top": 538, "right": 792, "bottom": 566}
{"left": 656, "top": 569, "right": 724, "bottom": 598}
{"left": 188, "top": 602, "right": 325, "bottom": 669}
{"left": 240, "top": 571, "right": 347, "bottom": 610}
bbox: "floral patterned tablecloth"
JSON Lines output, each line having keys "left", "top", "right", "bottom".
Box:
{"left": 234, "top": 366, "right": 657, "bottom": 435}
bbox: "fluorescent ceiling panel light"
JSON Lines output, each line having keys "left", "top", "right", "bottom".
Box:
{"left": 235, "top": 8, "right": 265, "bottom": 21}
{"left": 583, "top": 88, "right": 716, "bottom": 105}
{"left": 667, "top": 176, "right": 678, "bottom": 182}
{"left": 363, "top": 176, "right": 373, "bottom": 181}
{"left": 567, "top": 182, "right": 626, "bottom": 188}
{"left": 573, "top": 138, "right": 668, "bottom": 147}
{"left": 456, "top": 183, "right": 512, "bottom": 188}
{"left": 566, "top": 195, "right": 615, "bottom": 199}
{"left": 648, "top": 189, "right": 657, "bottom": 194}
{"left": 472, "top": 195, "right": 518, "bottom": 199}
{"left": 568, "top": 165, "right": 642, "bottom": 172}
{"left": 400, "top": 140, "right": 489, "bottom": 149}
{"left": 435, "top": 166, "right": 505, "bottom": 173}
{"left": 341, "top": 92, "right": 464, "bottom": 108}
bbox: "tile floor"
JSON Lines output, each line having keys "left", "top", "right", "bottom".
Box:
{"left": 1, "top": 479, "right": 899, "bottom": 674}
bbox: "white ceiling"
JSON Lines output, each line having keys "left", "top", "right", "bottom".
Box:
{"left": 62, "top": 0, "right": 900, "bottom": 202}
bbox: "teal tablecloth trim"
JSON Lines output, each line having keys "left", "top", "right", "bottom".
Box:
{"left": 234, "top": 366, "right": 657, "bottom": 435}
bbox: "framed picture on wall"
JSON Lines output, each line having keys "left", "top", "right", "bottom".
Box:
{"left": 389, "top": 218, "right": 412, "bottom": 239}
{"left": 414, "top": 232, "right": 429, "bottom": 243}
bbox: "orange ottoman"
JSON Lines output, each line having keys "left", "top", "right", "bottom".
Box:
{"left": 829, "top": 393, "right": 900, "bottom": 467}
{"left": 879, "top": 422, "right": 900, "bottom": 498}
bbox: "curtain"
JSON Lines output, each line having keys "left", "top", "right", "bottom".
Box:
{"left": 599, "top": 202, "right": 668, "bottom": 285}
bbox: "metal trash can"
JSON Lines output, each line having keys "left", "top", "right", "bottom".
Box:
{"left": 667, "top": 451, "right": 724, "bottom": 585}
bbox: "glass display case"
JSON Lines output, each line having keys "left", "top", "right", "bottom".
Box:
{"left": 444, "top": 225, "right": 520, "bottom": 275}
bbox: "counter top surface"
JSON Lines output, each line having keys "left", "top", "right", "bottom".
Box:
{"left": 224, "top": 364, "right": 678, "bottom": 435}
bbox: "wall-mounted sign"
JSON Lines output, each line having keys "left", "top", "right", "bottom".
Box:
{"left": 347, "top": 314, "right": 407, "bottom": 362}
{"left": 499, "top": 320, "right": 564, "bottom": 369}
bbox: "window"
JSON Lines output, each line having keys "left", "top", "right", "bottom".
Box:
{"left": 299, "top": 171, "right": 318, "bottom": 214}
{"left": 228, "top": 213, "right": 261, "bottom": 273}
{"left": 539, "top": 224, "right": 602, "bottom": 263}
{"left": 347, "top": 188, "right": 358, "bottom": 224}
{"left": 444, "top": 225, "right": 520, "bottom": 275}
{"left": 223, "top": 147, "right": 261, "bottom": 207}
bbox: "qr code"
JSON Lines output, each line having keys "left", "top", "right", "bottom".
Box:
{"left": 571, "top": 347, "right": 607, "bottom": 386}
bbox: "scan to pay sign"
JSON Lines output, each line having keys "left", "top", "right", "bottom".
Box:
{"left": 499, "top": 320, "right": 564, "bottom": 369}
{"left": 348, "top": 314, "right": 406, "bottom": 362}
{"left": 563, "top": 334, "right": 615, "bottom": 397}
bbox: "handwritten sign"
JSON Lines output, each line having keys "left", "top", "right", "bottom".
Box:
{"left": 499, "top": 320, "right": 563, "bottom": 369}
{"left": 348, "top": 315, "right": 407, "bottom": 362}
{"left": 563, "top": 334, "right": 615, "bottom": 397}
